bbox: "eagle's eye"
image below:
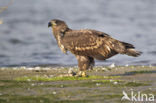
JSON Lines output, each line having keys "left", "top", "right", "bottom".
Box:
{"left": 51, "top": 19, "right": 65, "bottom": 27}
{"left": 52, "top": 21, "right": 57, "bottom": 26}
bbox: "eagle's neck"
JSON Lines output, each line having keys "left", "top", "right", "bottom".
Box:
{"left": 52, "top": 26, "right": 70, "bottom": 38}
{"left": 52, "top": 27, "right": 70, "bottom": 54}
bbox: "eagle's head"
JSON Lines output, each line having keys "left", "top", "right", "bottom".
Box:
{"left": 48, "top": 19, "right": 68, "bottom": 32}
{"left": 48, "top": 19, "right": 68, "bottom": 54}
{"left": 48, "top": 19, "right": 65, "bottom": 27}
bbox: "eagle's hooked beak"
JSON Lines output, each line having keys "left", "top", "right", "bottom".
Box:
{"left": 48, "top": 22, "right": 52, "bottom": 28}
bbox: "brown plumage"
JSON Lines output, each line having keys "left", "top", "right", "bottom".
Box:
{"left": 48, "top": 19, "right": 142, "bottom": 76}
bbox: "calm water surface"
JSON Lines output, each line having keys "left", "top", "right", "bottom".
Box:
{"left": 0, "top": 0, "right": 156, "bottom": 67}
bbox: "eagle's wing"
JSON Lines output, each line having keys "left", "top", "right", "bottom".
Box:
{"left": 62, "top": 29, "right": 118, "bottom": 59}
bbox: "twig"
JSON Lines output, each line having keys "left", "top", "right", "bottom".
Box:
{"left": 0, "top": 0, "right": 14, "bottom": 14}
{"left": 0, "top": 0, "right": 14, "bottom": 24}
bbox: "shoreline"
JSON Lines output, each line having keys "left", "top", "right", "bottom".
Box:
{"left": 0, "top": 66, "right": 156, "bottom": 103}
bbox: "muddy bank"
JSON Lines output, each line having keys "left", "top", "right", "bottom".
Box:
{"left": 0, "top": 66, "right": 156, "bottom": 103}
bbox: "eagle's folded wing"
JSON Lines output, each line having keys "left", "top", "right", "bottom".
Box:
{"left": 62, "top": 30, "right": 104, "bottom": 50}
{"left": 62, "top": 30, "right": 117, "bottom": 59}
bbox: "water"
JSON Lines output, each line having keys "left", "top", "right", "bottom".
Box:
{"left": 0, "top": 0, "right": 156, "bottom": 67}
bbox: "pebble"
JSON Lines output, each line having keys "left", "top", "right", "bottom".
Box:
{"left": 68, "top": 68, "right": 74, "bottom": 74}
{"left": 113, "top": 81, "right": 118, "bottom": 85}
{"left": 40, "top": 83, "right": 44, "bottom": 85}
{"left": 110, "top": 79, "right": 114, "bottom": 82}
{"left": 96, "top": 83, "right": 101, "bottom": 86}
{"left": 101, "top": 67, "right": 108, "bottom": 71}
{"left": 27, "top": 79, "right": 31, "bottom": 82}
{"left": 67, "top": 96, "right": 71, "bottom": 98}
{"left": 40, "top": 100, "right": 44, "bottom": 103}
{"left": 149, "top": 64, "right": 152, "bottom": 67}
{"left": 68, "top": 68, "right": 76, "bottom": 76}
{"left": 109, "top": 63, "right": 115, "bottom": 68}
{"left": 60, "top": 85, "right": 64, "bottom": 88}
{"left": 0, "top": 93, "right": 2, "bottom": 96}
{"left": 31, "top": 83, "right": 35, "bottom": 86}
{"left": 52, "top": 91, "right": 56, "bottom": 95}
{"left": 125, "top": 64, "right": 129, "bottom": 67}
{"left": 50, "top": 75, "right": 54, "bottom": 77}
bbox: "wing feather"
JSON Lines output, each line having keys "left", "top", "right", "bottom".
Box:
{"left": 61, "top": 29, "right": 117, "bottom": 59}
{"left": 62, "top": 29, "right": 106, "bottom": 50}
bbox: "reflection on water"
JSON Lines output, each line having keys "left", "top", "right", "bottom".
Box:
{"left": 0, "top": 0, "right": 156, "bottom": 67}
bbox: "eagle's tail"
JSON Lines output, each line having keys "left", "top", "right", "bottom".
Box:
{"left": 122, "top": 42, "right": 142, "bottom": 57}
{"left": 125, "top": 48, "right": 142, "bottom": 57}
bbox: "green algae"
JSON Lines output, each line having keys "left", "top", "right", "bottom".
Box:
{"left": 14, "top": 75, "right": 120, "bottom": 82}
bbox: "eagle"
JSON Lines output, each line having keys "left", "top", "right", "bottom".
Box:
{"left": 48, "top": 19, "right": 142, "bottom": 77}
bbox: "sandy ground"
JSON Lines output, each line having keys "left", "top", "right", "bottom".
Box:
{"left": 0, "top": 66, "right": 156, "bottom": 103}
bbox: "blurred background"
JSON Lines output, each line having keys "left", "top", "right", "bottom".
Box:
{"left": 0, "top": 0, "right": 156, "bottom": 67}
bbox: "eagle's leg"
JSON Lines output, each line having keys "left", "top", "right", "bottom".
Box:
{"left": 75, "top": 56, "right": 94, "bottom": 77}
{"left": 88, "top": 57, "right": 95, "bottom": 70}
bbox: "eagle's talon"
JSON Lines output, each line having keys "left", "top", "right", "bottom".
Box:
{"left": 81, "top": 71, "right": 88, "bottom": 77}
{"left": 74, "top": 71, "right": 82, "bottom": 77}
{"left": 74, "top": 71, "right": 88, "bottom": 77}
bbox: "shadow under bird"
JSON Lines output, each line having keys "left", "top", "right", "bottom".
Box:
{"left": 48, "top": 19, "right": 142, "bottom": 77}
